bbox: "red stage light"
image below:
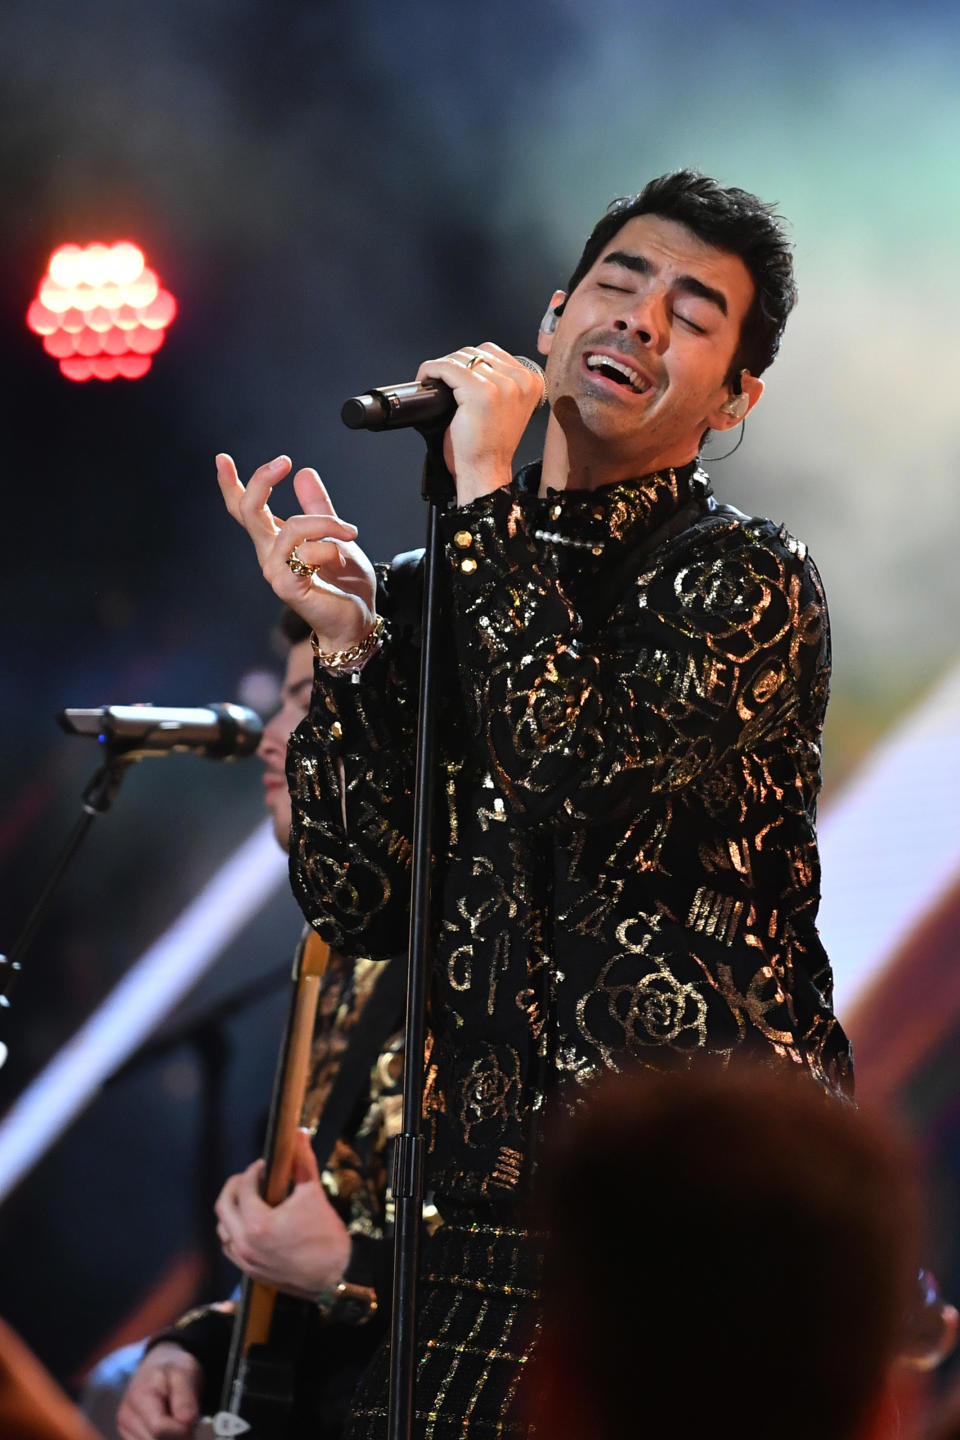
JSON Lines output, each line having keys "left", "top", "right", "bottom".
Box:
{"left": 27, "top": 241, "right": 177, "bottom": 381}
{"left": 42, "top": 331, "right": 75, "bottom": 359}
{"left": 114, "top": 354, "right": 152, "bottom": 380}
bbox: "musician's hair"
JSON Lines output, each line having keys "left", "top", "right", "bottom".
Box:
{"left": 564, "top": 170, "right": 797, "bottom": 383}
{"left": 529, "top": 1061, "right": 918, "bottom": 1440}
{"left": 279, "top": 606, "right": 311, "bottom": 645}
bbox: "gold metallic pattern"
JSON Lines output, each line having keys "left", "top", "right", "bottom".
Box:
{"left": 490, "top": 1146, "right": 524, "bottom": 1190}
{"left": 300, "top": 952, "right": 405, "bottom": 1242}
{"left": 348, "top": 1221, "right": 544, "bottom": 1438}
{"left": 288, "top": 459, "right": 852, "bottom": 1437}
{"left": 687, "top": 884, "right": 746, "bottom": 945}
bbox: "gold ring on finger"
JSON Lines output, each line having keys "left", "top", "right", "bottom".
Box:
{"left": 287, "top": 544, "right": 318, "bottom": 579}
{"left": 466, "top": 354, "right": 489, "bottom": 372}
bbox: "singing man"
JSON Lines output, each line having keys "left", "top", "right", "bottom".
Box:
{"left": 218, "top": 170, "right": 852, "bottom": 1438}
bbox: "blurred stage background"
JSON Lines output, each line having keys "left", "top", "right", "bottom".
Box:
{"left": 2, "top": 0, "right": 960, "bottom": 1405}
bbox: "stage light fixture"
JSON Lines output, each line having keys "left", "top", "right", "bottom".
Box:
{"left": 26, "top": 241, "right": 178, "bottom": 382}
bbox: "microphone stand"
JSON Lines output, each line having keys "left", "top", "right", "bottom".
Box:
{"left": 0, "top": 747, "right": 137, "bottom": 1065}
{"left": 1, "top": 720, "right": 262, "bottom": 1054}
{"left": 386, "top": 424, "right": 453, "bottom": 1440}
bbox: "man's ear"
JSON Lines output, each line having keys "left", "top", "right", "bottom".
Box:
{"left": 537, "top": 290, "right": 567, "bottom": 356}
{"left": 707, "top": 368, "right": 764, "bottom": 430}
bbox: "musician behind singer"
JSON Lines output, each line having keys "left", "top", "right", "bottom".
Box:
{"left": 114, "top": 611, "right": 408, "bottom": 1440}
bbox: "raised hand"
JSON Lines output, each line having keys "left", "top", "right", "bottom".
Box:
{"left": 216, "top": 454, "right": 378, "bottom": 653}
{"left": 116, "top": 1343, "right": 203, "bottom": 1440}
{"left": 414, "top": 343, "right": 545, "bottom": 505}
{"left": 214, "top": 1130, "right": 352, "bottom": 1301}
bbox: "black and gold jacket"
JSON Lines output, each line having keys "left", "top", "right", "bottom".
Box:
{"left": 288, "top": 459, "right": 853, "bottom": 1214}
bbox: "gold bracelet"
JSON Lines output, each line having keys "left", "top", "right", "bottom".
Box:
{"left": 311, "top": 616, "right": 386, "bottom": 672}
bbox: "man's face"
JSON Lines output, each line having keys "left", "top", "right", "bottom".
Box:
{"left": 258, "top": 638, "right": 313, "bottom": 851}
{"left": 539, "top": 213, "right": 758, "bottom": 474}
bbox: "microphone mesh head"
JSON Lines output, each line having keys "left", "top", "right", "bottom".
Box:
{"left": 515, "top": 355, "right": 547, "bottom": 408}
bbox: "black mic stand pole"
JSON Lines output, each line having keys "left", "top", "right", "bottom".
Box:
{"left": 386, "top": 424, "right": 453, "bottom": 1440}
{"left": 0, "top": 747, "right": 137, "bottom": 1063}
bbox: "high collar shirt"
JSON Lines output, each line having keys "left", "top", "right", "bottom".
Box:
{"left": 287, "top": 459, "right": 853, "bottom": 1214}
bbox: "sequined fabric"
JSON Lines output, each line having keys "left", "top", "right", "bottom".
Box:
{"left": 288, "top": 459, "right": 851, "bottom": 1216}
{"left": 302, "top": 950, "right": 404, "bottom": 1241}
{"left": 288, "top": 457, "right": 852, "bottom": 1434}
{"left": 348, "top": 1219, "right": 543, "bottom": 1439}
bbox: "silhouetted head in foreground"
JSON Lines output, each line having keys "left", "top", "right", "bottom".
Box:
{"left": 530, "top": 1062, "right": 920, "bottom": 1440}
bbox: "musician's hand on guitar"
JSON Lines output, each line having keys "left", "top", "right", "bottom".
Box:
{"left": 116, "top": 1343, "right": 202, "bottom": 1440}
{"left": 215, "top": 1130, "right": 352, "bottom": 1301}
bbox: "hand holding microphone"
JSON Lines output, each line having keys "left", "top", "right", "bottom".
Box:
{"left": 343, "top": 343, "right": 547, "bottom": 506}
{"left": 342, "top": 349, "right": 547, "bottom": 431}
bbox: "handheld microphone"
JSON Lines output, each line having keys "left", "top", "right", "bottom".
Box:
{"left": 58, "top": 703, "right": 264, "bottom": 759}
{"left": 341, "top": 356, "right": 545, "bottom": 432}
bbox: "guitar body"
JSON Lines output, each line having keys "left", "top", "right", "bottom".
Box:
{"left": 204, "top": 1294, "right": 314, "bottom": 1437}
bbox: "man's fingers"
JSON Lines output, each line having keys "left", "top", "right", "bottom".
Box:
{"left": 475, "top": 341, "right": 514, "bottom": 362}
{"left": 416, "top": 351, "right": 486, "bottom": 388}
{"left": 290, "top": 1127, "right": 321, "bottom": 1186}
{"left": 218, "top": 456, "right": 358, "bottom": 580}
{"left": 293, "top": 466, "right": 337, "bottom": 517}
{"left": 214, "top": 451, "right": 377, "bottom": 648}
{"left": 166, "top": 1366, "right": 201, "bottom": 1425}
{"left": 215, "top": 1165, "right": 255, "bottom": 1254}
{"left": 216, "top": 451, "right": 287, "bottom": 523}
{"left": 118, "top": 1412, "right": 159, "bottom": 1440}
{"left": 464, "top": 342, "right": 515, "bottom": 373}
{"left": 217, "top": 453, "right": 293, "bottom": 550}
{"left": 119, "top": 1367, "right": 185, "bottom": 1440}
{"left": 276, "top": 514, "right": 358, "bottom": 550}
{"left": 468, "top": 344, "right": 544, "bottom": 396}
{"left": 289, "top": 538, "right": 348, "bottom": 575}
{"left": 239, "top": 455, "right": 293, "bottom": 527}
{"left": 233, "top": 1158, "right": 270, "bottom": 1227}
{"left": 267, "top": 519, "right": 358, "bottom": 588}
{"left": 215, "top": 1170, "right": 241, "bottom": 1221}
{"left": 416, "top": 345, "right": 533, "bottom": 402}
{"left": 116, "top": 1396, "right": 155, "bottom": 1440}
{"left": 215, "top": 452, "right": 244, "bottom": 521}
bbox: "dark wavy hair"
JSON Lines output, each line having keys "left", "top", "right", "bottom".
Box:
{"left": 564, "top": 170, "right": 798, "bottom": 383}
{"left": 279, "top": 605, "right": 311, "bottom": 645}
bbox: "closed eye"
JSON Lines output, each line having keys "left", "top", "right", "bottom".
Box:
{"left": 675, "top": 312, "right": 706, "bottom": 334}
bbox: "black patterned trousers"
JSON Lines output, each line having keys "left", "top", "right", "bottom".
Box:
{"left": 346, "top": 1219, "right": 543, "bottom": 1439}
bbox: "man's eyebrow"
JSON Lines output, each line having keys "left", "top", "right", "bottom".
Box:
{"left": 600, "top": 250, "right": 729, "bottom": 317}
{"left": 601, "top": 250, "right": 652, "bottom": 278}
{"left": 674, "top": 274, "right": 728, "bottom": 316}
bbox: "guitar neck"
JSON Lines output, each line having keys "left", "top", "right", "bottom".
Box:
{"left": 218, "top": 929, "right": 330, "bottom": 1409}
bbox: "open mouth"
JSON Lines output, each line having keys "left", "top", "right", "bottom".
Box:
{"left": 584, "top": 352, "right": 652, "bottom": 395}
